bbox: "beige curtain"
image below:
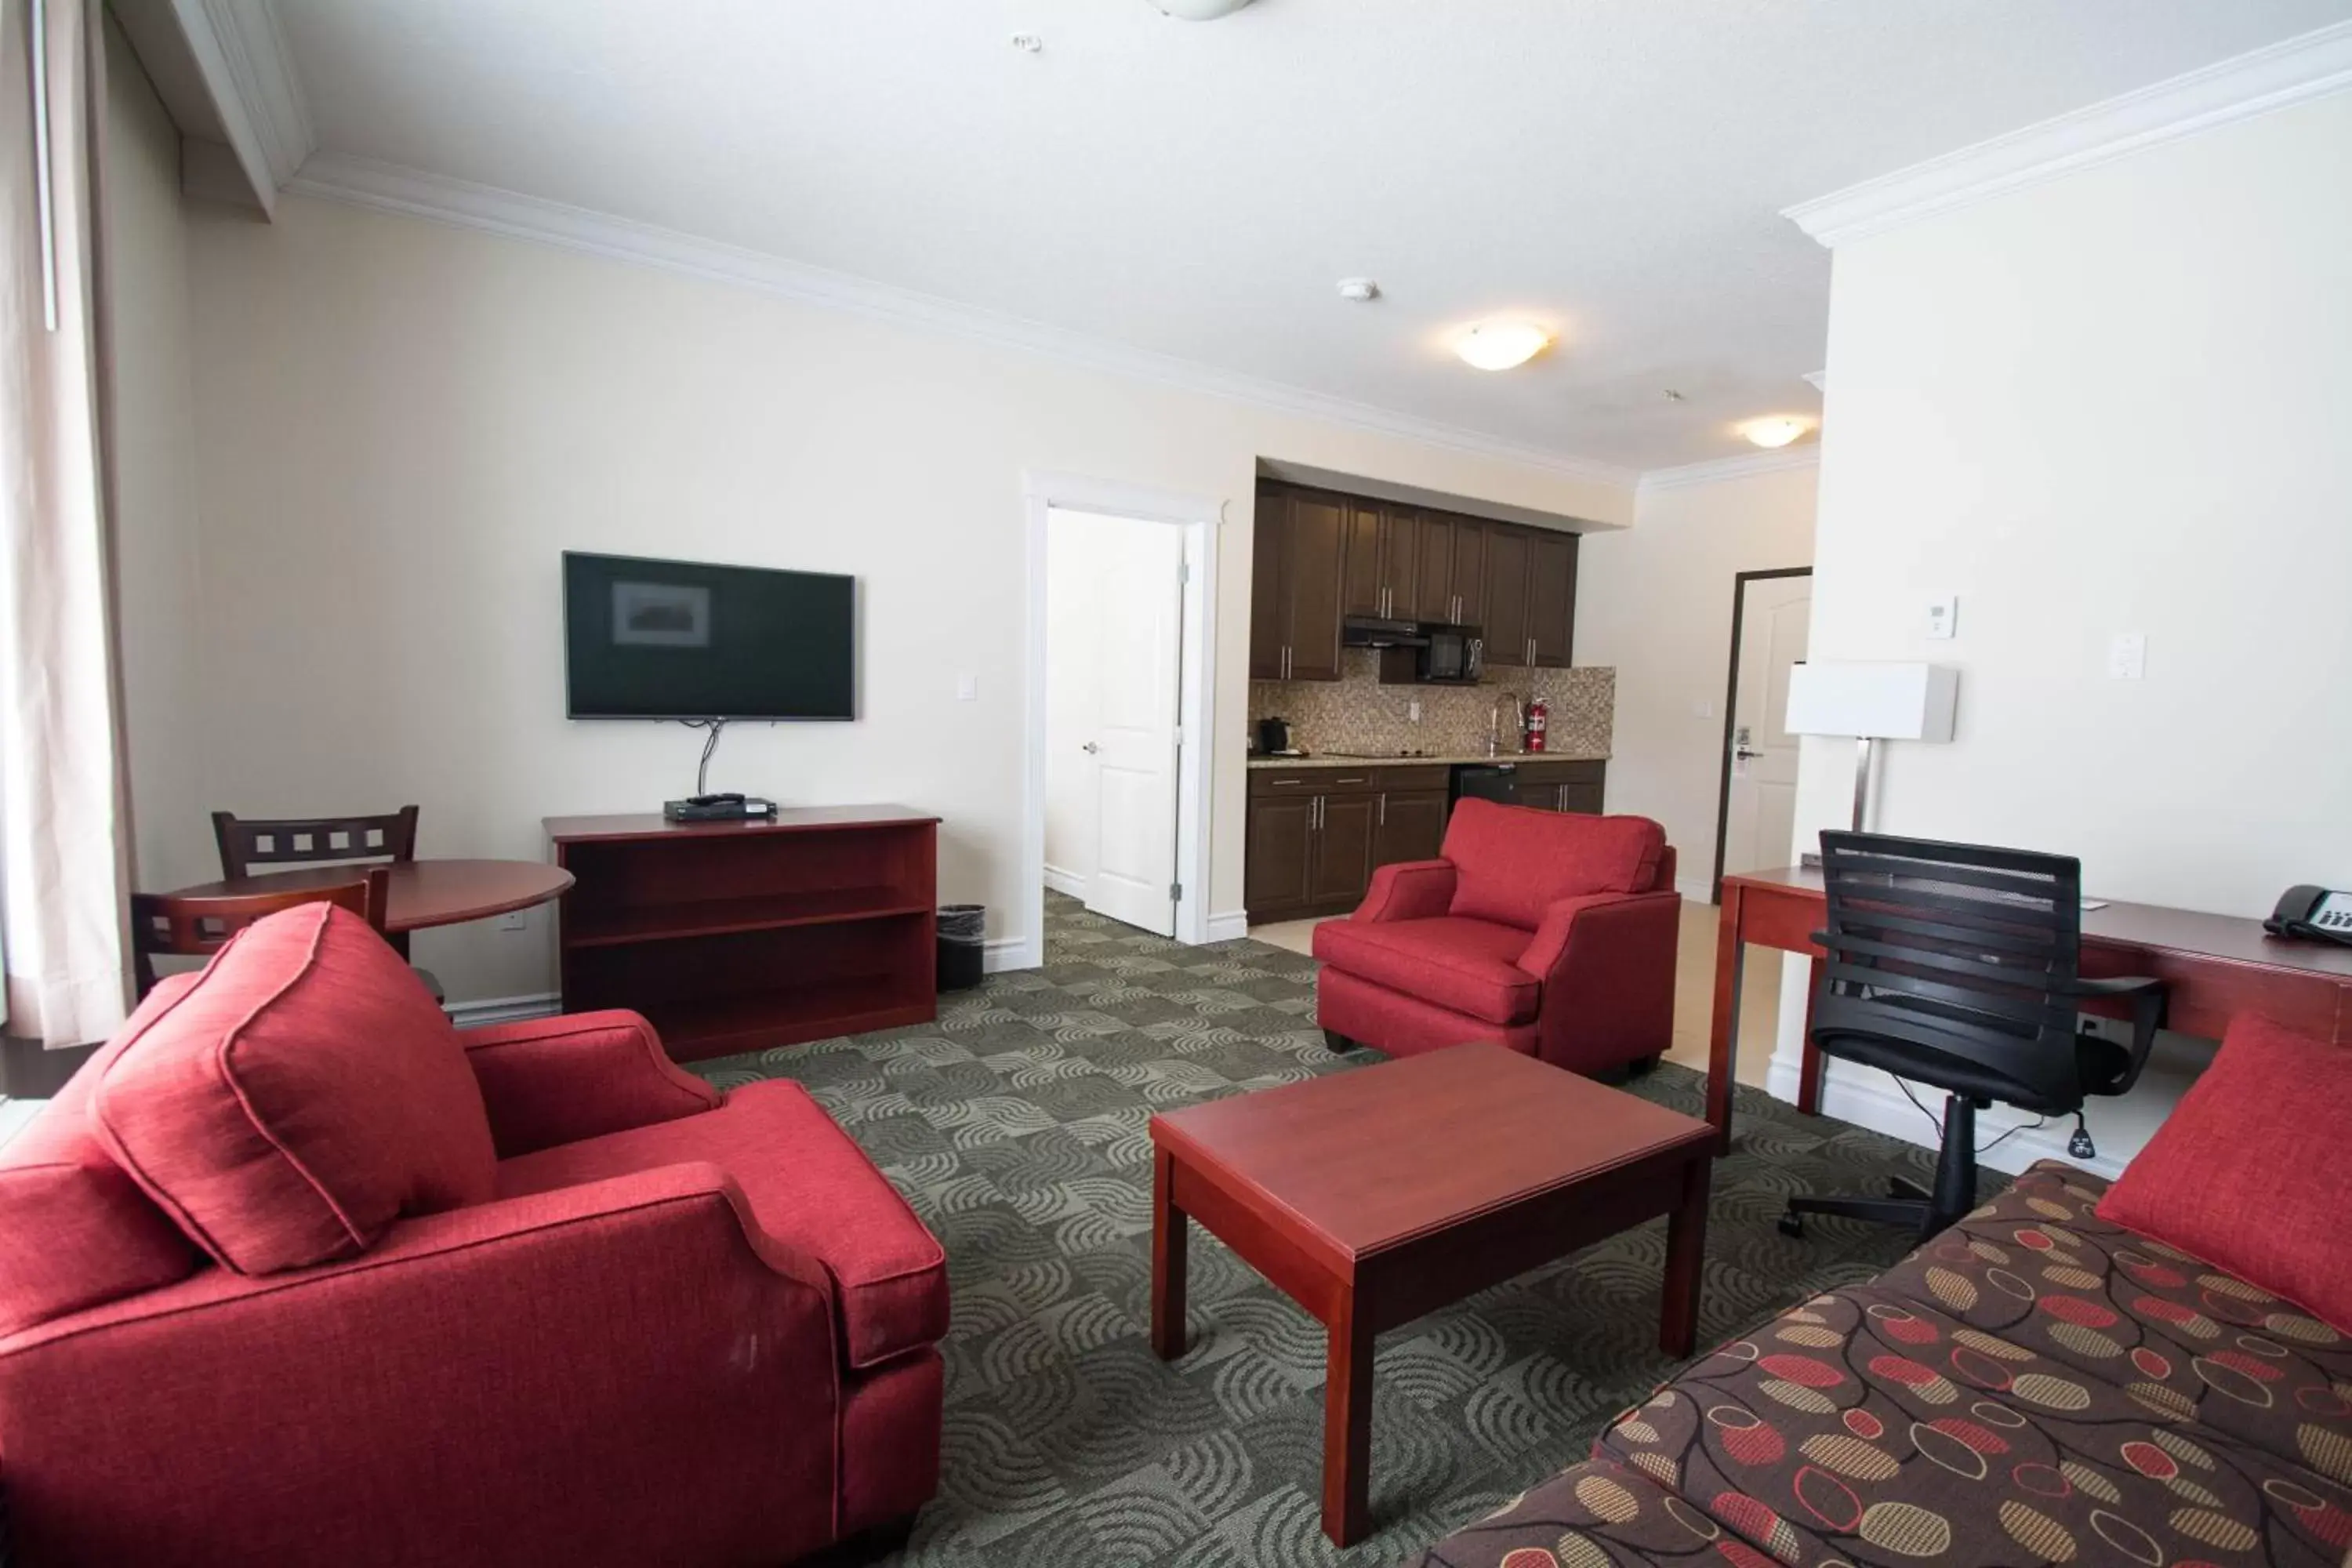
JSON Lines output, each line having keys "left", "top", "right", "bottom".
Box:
{"left": 1, "top": 0, "right": 132, "bottom": 1047}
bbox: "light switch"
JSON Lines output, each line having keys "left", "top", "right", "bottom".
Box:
{"left": 2107, "top": 633, "right": 2147, "bottom": 681}
{"left": 1694, "top": 699, "right": 1715, "bottom": 720}
{"left": 956, "top": 673, "right": 979, "bottom": 702}
{"left": 1926, "top": 596, "right": 1958, "bottom": 640}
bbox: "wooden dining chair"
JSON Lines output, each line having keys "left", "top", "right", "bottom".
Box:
{"left": 212, "top": 805, "right": 422, "bottom": 880}
{"left": 129, "top": 867, "right": 390, "bottom": 999}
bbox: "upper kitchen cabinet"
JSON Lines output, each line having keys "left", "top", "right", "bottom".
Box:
{"left": 1447, "top": 516, "right": 1488, "bottom": 628}
{"left": 1341, "top": 499, "right": 1421, "bottom": 622}
{"left": 1250, "top": 485, "right": 1346, "bottom": 682}
{"left": 1482, "top": 524, "right": 1530, "bottom": 664}
{"left": 1527, "top": 529, "right": 1578, "bottom": 668}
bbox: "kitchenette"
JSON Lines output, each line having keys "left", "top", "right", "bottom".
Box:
{"left": 1246, "top": 479, "right": 1614, "bottom": 924}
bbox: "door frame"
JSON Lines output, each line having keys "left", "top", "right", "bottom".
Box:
{"left": 1022, "top": 470, "right": 1224, "bottom": 967}
{"left": 1708, "top": 566, "right": 1813, "bottom": 904}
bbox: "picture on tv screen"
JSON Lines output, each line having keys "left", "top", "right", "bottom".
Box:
{"left": 563, "top": 551, "right": 855, "bottom": 720}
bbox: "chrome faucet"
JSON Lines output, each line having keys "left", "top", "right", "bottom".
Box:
{"left": 1488, "top": 691, "right": 1523, "bottom": 757}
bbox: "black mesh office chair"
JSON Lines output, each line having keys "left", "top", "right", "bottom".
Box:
{"left": 1780, "top": 832, "right": 2166, "bottom": 1242}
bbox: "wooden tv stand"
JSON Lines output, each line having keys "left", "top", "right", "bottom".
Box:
{"left": 545, "top": 806, "right": 941, "bottom": 1062}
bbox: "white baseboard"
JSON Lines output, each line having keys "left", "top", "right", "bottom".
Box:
{"left": 985, "top": 935, "right": 1040, "bottom": 973}
{"left": 1042, "top": 862, "right": 1087, "bottom": 900}
{"left": 1206, "top": 909, "right": 1250, "bottom": 943}
{"left": 444, "top": 992, "right": 562, "bottom": 1029}
{"left": 1674, "top": 875, "right": 1714, "bottom": 903}
{"left": 1776, "top": 1059, "right": 2122, "bottom": 1181}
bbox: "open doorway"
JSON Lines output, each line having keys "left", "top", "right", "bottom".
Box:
{"left": 1020, "top": 473, "right": 1221, "bottom": 967}
{"left": 1710, "top": 567, "right": 1813, "bottom": 901}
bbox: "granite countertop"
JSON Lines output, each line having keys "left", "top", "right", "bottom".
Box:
{"left": 1247, "top": 750, "right": 1610, "bottom": 769}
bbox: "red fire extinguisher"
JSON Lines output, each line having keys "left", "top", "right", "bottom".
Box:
{"left": 1524, "top": 699, "right": 1548, "bottom": 753}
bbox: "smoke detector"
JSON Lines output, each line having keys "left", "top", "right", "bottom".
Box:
{"left": 1337, "top": 278, "right": 1380, "bottom": 303}
{"left": 1149, "top": 0, "right": 1254, "bottom": 18}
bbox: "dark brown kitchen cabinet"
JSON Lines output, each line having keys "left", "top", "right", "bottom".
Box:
{"left": 1251, "top": 487, "right": 1348, "bottom": 682}
{"left": 1411, "top": 514, "right": 1455, "bottom": 623}
{"left": 1341, "top": 500, "right": 1421, "bottom": 622}
{"left": 1483, "top": 525, "right": 1530, "bottom": 664}
{"left": 1448, "top": 517, "right": 1488, "bottom": 627}
{"left": 1374, "top": 789, "right": 1448, "bottom": 866}
{"left": 1308, "top": 795, "right": 1378, "bottom": 905}
{"left": 1527, "top": 530, "right": 1578, "bottom": 668}
{"left": 1243, "top": 794, "right": 1316, "bottom": 914}
{"left": 1511, "top": 760, "right": 1606, "bottom": 815}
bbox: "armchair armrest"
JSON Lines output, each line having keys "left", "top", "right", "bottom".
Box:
{"left": 460, "top": 1008, "right": 720, "bottom": 1156}
{"left": 0, "top": 1163, "right": 839, "bottom": 1566}
{"left": 1353, "top": 859, "right": 1457, "bottom": 924}
{"left": 1518, "top": 889, "right": 1680, "bottom": 981}
{"left": 1515, "top": 888, "right": 1683, "bottom": 1074}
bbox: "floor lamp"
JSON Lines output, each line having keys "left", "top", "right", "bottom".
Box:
{"left": 1784, "top": 662, "right": 1958, "bottom": 833}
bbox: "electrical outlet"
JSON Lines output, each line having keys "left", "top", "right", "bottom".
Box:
{"left": 2107, "top": 633, "right": 2147, "bottom": 681}
{"left": 1408, "top": 700, "right": 1421, "bottom": 722}
{"left": 956, "top": 673, "right": 979, "bottom": 702}
{"left": 497, "top": 910, "right": 528, "bottom": 932}
{"left": 1694, "top": 699, "right": 1715, "bottom": 720}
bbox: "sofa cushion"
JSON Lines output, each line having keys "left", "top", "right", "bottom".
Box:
{"left": 1878, "top": 1161, "right": 2352, "bottom": 1465}
{"left": 90, "top": 905, "right": 495, "bottom": 1275}
{"left": 1443, "top": 800, "right": 1665, "bottom": 931}
{"left": 1312, "top": 915, "right": 1539, "bottom": 1025}
{"left": 0, "top": 978, "right": 206, "bottom": 1338}
{"left": 495, "top": 1079, "right": 947, "bottom": 1369}
{"left": 2097, "top": 1014, "right": 2352, "bottom": 1335}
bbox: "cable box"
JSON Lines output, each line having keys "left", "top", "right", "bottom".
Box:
{"left": 663, "top": 797, "right": 779, "bottom": 823}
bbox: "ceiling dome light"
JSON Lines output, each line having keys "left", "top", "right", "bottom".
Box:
{"left": 1740, "top": 416, "right": 1812, "bottom": 449}
{"left": 1454, "top": 321, "right": 1551, "bottom": 372}
{"left": 1149, "top": 0, "right": 1254, "bottom": 17}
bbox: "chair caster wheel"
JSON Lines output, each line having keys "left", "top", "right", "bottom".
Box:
{"left": 1777, "top": 1213, "right": 1806, "bottom": 1240}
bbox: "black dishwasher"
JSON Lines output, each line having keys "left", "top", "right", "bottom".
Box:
{"left": 1449, "top": 763, "right": 1519, "bottom": 813}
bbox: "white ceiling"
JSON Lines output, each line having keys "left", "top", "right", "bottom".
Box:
{"left": 270, "top": 0, "right": 2352, "bottom": 473}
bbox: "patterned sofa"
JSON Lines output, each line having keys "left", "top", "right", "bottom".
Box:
{"left": 1412, "top": 1162, "right": 2352, "bottom": 1567}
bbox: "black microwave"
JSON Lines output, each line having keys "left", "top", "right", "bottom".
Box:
{"left": 1375, "top": 623, "right": 1483, "bottom": 685}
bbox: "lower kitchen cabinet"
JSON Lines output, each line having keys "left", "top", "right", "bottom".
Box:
{"left": 1245, "top": 764, "right": 1452, "bottom": 924}
{"left": 1243, "top": 794, "right": 1316, "bottom": 913}
{"left": 1510, "top": 760, "right": 1606, "bottom": 815}
{"left": 1306, "top": 795, "right": 1378, "bottom": 905}
{"left": 1374, "top": 789, "right": 1448, "bottom": 866}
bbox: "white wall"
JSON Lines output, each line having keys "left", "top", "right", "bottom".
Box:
{"left": 1775, "top": 89, "right": 2352, "bottom": 1175}
{"left": 102, "top": 20, "right": 207, "bottom": 892}
{"left": 1577, "top": 459, "right": 1817, "bottom": 892}
{"left": 175, "top": 194, "right": 1631, "bottom": 1004}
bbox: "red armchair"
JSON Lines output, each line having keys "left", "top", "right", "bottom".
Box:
{"left": 0, "top": 905, "right": 944, "bottom": 1568}
{"left": 1313, "top": 800, "right": 1681, "bottom": 1076}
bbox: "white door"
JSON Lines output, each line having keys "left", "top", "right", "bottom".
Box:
{"left": 1721, "top": 576, "right": 1812, "bottom": 879}
{"left": 1083, "top": 521, "right": 1185, "bottom": 935}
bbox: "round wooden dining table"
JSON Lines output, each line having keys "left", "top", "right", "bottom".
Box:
{"left": 164, "top": 859, "right": 574, "bottom": 934}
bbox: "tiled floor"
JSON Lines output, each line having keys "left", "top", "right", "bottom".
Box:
{"left": 1250, "top": 898, "right": 1782, "bottom": 1090}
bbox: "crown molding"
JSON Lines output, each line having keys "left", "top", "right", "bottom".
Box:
{"left": 1636, "top": 445, "right": 1819, "bottom": 495}
{"left": 1785, "top": 20, "right": 2352, "bottom": 249}
{"left": 195, "top": 0, "right": 314, "bottom": 187}
{"left": 282, "top": 153, "right": 1637, "bottom": 492}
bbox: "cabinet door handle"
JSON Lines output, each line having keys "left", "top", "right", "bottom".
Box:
{"left": 1332, "top": 775, "right": 1368, "bottom": 786}
{"left": 1269, "top": 778, "right": 1301, "bottom": 788}
{"left": 1379, "top": 794, "right": 1387, "bottom": 826}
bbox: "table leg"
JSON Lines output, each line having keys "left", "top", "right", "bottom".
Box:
{"left": 1149, "top": 1147, "right": 1188, "bottom": 1361}
{"left": 1796, "top": 956, "right": 1826, "bottom": 1116}
{"left": 1661, "top": 1157, "right": 1711, "bottom": 1359}
{"left": 1707, "top": 884, "right": 1744, "bottom": 1154}
{"left": 1321, "top": 1290, "right": 1374, "bottom": 1546}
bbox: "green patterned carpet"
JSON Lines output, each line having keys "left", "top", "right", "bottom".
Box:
{"left": 696, "top": 894, "right": 1984, "bottom": 1567}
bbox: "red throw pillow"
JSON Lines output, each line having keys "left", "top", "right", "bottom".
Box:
{"left": 91, "top": 904, "right": 495, "bottom": 1275}
{"left": 2097, "top": 1013, "right": 2352, "bottom": 1332}
{"left": 1444, "top": 800, "right": 1665, "bottom": 931}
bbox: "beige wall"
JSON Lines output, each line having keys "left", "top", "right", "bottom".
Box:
{"left": 1576, "top": 460, "right": 1817, "bottom": 890}
{"left": 1777, "top": 89, "right": 2352, "bottom": 1175}
{"left": 103, "top": 17, "right": 208, "bottom": 892}
{"left": 176, "top": 194, "right": 1632, "bottom": 1004}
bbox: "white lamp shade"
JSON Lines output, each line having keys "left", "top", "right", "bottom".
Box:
{"left": 1784, "top": 662, "right": 1958, "bottom": 742}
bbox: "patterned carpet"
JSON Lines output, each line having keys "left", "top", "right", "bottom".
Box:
{"left": 696, "top": 893, "right": 1996, "bottom": 1567}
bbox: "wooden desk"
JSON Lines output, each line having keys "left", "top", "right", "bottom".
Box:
{"left": 1708, "top": 866, "right": 2352, "bottom": 1151}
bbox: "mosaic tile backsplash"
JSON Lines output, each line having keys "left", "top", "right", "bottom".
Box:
{"left": 1250, "top": 653, "right": 1613, "bottom": 757}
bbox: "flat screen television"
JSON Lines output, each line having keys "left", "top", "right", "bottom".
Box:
{"left": 563, "top": 551, "right": 855, "bottom": 720}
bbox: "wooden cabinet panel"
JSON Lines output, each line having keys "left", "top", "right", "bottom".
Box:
{"left": 1413, "top": 514, "right": 1454, "bottom": 623}
{"left": 1528, "top": 531, "right": 1578, "bottom": 668}
{"left": 1558, "top": 782, "right": 1605, "bottom": 815}
{"left": 1381, "top": 509, "right": 1421, "bottom": 621}
{"left": 1250, "top": 492, "right": 1288, "bottom": 681}
{"left": 1287, "top": 495, "right": 1347, "bottom": 681}
{"left": 1246, "top": 797, "right": 1315, "bottom": 917}
{"left": 1341, "top": 503, "right": 1385, "bottom": 619}
{"left": 1375, "top": 790, "right": 1449, "bottom": 867}
{"left": 1310, "top": 796, "right": 1379, "bottom": 906}
{"left": 1483, "top": 524, "right": 1530, "bottom": 665}
{"left": 1450, "top": 518, "right": 1488, "bottom": 628}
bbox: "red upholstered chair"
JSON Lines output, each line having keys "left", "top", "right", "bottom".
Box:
{"left": 1314, "top": 800, "right": 1681, "bottom": 1076}
{"left": 0, "top": 904, "right": 945, "bottom": 1568}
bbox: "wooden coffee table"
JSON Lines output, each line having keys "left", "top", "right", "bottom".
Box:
{"left": 1149, "top": 1044, "right": 1715, "bottom": 1546}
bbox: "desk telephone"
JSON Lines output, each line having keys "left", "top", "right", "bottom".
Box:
{"left": 2266, "top": 885, "right": 2352, "bottom": 945}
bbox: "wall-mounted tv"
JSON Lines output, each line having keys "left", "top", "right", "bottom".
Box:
{"left": 563, "top": 551, "right": 855, "bottom": 720}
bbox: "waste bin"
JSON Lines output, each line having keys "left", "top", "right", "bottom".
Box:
{"left": 937, "top": 905, "right": 985, "bottom": 993}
